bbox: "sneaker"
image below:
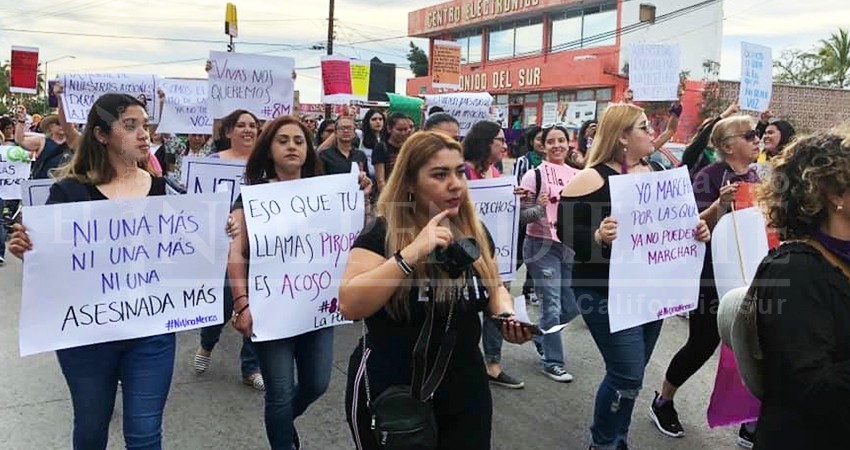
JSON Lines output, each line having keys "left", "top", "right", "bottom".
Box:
{"left": 737, "top": 424, "right": 755, "bottom": 449}
{"left": 243, "top": 372, "right": 265, "bottom": 391}
{"left": 0, "top": 255, "right": 5, "bottom": 266}
{"left": 193, "top": 348, "right": 212, "bottom": 374}
{"left": 649, "top": 391, "right": 684, "bottom": 438}
{"left": 488, "top": 371, "right": 525, "bottom": 389}
{"left": 542, "top": 366, "right": 573, "bottom": 382}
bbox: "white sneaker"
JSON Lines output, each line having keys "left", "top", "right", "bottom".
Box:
{"left": 542, "top": 365, "right": 574, "bottom": 382}
{"left": 0, "top": 255, "right": 5, "bottom": 266}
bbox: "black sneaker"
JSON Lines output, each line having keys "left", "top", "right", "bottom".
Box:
{"left": 737, "top": 424, "right": 755, "bottom": 449}
{"left": 649, "top": 391, "right": 684, "bottom": 438}
{"left": 488, "top": 371, "right": 525, "bottom": 389}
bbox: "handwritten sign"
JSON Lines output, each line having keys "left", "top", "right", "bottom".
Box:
{"left": 208, "top": 51, "right": 294, "bottom": 120}
{"left": 10, "top": 46, "right": 39, "bottom": 95}
{"left": 628, "top": 44, "right": 681, "bottom": 102}
{"left": 468, "top": 178, "right": 519, "bottom": 281}
{"left": 60, "top": 73, "right": 158, "bottom": 124}
{"left": 562, "top": 101, "right": 597, "bottom": 129}
{"left": 241, "top": 173, "right": 364, "bottom": 341}
{"left": 423, "top": 92, "right": 493, "bottom": 137}
{"left": 21, "top": 179, "right": 54, "bottom": 206}
{"left": 157, "top": 78, "right": 212, "bottom": 134}
{"left": 0, "top": 146, "right": 32, "bottom": 200}
{"left": 351, "top": 60, "right": 371, "bottom": 101}
{"left": 321, "top": 56, "right": 354, "bottom": 104}
{"left": 19, "top": 193, "right": 231, "bottom": 356}
{"left": 739, "top": 42, "right": 773, "bottom": 112}
{"left": 607, "top": 166, "right": 705, "bottom": 333}
{"left": 431, "top": 40, "right": 462, "bottom": 90}
{"left": 180, "top": 157, "right": 245, "bottom": 205}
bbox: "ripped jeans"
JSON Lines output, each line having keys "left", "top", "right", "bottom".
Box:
{"left": 576, "top": 287, "right": 663, "bottom": 450}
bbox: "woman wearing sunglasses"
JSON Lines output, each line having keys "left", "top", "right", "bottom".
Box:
{"left": 650, "top": 115, "right": 761, "bottom": 448}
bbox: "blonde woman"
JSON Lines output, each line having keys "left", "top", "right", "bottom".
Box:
{"left": 557, "top": 104, "right": 710, "bottom": 450}
{"left": 340, "top": 131, "right": 531, "bottom": 450}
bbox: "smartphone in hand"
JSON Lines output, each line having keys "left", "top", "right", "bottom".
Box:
{"left": 490, "top": 314, "right": 543, "bottom": 336}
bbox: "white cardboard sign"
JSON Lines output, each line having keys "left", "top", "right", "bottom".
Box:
{"left": 157, "top": 78, "right": 213, "bottom": 134}
{"left": 60, "top": 73, "right": 158, "bottom": 124}
{"left": 468, "top": 177, "right": 519, "bottom": 282}
{"left": 0, "top": 146, "right": 31, "bottom": 200}
{"left": 180, "top": 157, "right": 246, "bottom": 205}
{"left": 711, "top": 207, "right": 770, "bottom": 301}
{"left": 628, "top": 44, "right": 681, "bottom": 102}
{"left": 424, "top": 92, "right": 493, "bottom": 137}
{"left": 739, "top": 42, "right": 773, "bottom": 112}
{"left": 19, "top": 193, "right": 231, "bottom": 356}
{"left": 207, "top": 51, "right": 295, "bottom": 120}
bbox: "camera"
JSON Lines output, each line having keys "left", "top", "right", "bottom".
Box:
{"left": 432, "top": 238, "right": 480, "bottom": 278}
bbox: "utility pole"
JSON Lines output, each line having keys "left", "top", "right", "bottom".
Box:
{"left": 324, "top": 0, "right": 335, "bottom": 120}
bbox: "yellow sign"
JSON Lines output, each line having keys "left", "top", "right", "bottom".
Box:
{"left": 350, "top": 61, "right": 371, "bottom": 101}
{"left": 225, "top": 3, "right": 238, "bottom": 38}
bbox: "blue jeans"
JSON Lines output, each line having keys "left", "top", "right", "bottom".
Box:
{"left": 576, "top": 288, "right": 663, "bottom": 450}
{"left": 254, "top": 327, "right": 334, "bottom": 450}
{"left": 56, "top": 333, "right": 176, "bottom": 450}
{"left": 482, "top": 312, "right": 503, "bottom": 364}
{"left": 199, "top": 276, "right": 259, "bottom": 377}
{"left": 523, "top": 236, "right": 579, "bottom": 369}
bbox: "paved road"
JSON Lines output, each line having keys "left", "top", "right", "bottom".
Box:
{"left": 0, "top": 256, "right": 740, "bottom": 450}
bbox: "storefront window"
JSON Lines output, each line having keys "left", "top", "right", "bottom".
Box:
{"left": 488, "top": 28, "right": 514, "bottom": 60}
{"left": 595, "top": 88, "right": 613, "bottom": 101}
{"left": 550, "top": 1, "right": 617, "bottom": 51}
{"left": 496, "top": 94, "right": 509, "bottom": 104}
{"left": 577, "top": 89, "right": 595, "bottom": 101}
{"left": 583, "top": 7, "right": 617, "bottom": 48}
{"left": 515, "top": 21, "right": 543, "bottom": 56}
{"left": 525, "top": 94, "right": 540, "bottom": 103}
{"left": 543, "top": 92, "right": 558, "bottom": 102}
{"left": 468, "top": 34, "right": 482, "bottom": 64}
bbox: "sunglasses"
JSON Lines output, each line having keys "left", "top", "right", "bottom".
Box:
{"left": 729, "top": 130, "right": 759, "bottom": 141}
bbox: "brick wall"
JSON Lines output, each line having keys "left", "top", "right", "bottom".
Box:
{"left": 719, "top": 80, "right": 850, "bottom": 133}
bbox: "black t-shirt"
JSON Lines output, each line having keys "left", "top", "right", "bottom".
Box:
{"left": 320, "top": 145, "right": 368, "bottom": 175}
{"left": 371, "top": 141, "right": 401, "bottom": 178}
{"left": 353, "top": 217, "right": 494, "bottom": 409}
{"left": 46, "top": 176, "right": 166, "bottom": 204}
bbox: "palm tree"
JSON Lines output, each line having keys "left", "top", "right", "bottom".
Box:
{"left": 817, "top": 28, "right": 850, "bottom": 88}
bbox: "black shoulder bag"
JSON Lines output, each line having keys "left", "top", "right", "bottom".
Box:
{"left": 362, "top": 287, "right": 458, "bottom": 450}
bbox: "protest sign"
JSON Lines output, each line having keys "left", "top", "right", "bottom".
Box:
{"left": 10, "top": 46, "right": 39, "bottom": 95}
{"left": 711, "top": 207, "right": 770, "bottom": 301}
{"left": 60, "top": 73, "right": 158, "bottom": 124}
{"left": 321, "top": 56, "right": 354, "bottom": 104}
{"left": 431, "top": 40, "right": 462, "bottom": 90}
{"left": 0, "top": 146, "right": 32, "bottom": 200}
{"left": 207, "top": 51, "right": 295, "bottom": 120}
{"left": 739, "top": 42, "right": 773, "bottom": 112}
{"left": 181, "top": 157, "right": 245, "bottom": 205}
{"left": 157, "top": 78, "right": 212, "bottom": 134}
{"left": 387, "top": 93, "right": 424, "bottom": 127}
{"left": 562, "top": 101, "right": 597, "bottom": 129}
{"left": 628, "top": 44, "right": 681, "bottom": 102}
{"left": 607, "top": 166, "right": 705, "bottom": 332}
{"left": 424, "top": 92, "right": 493, "bottom": 137}
{"left": 240, "top": 172, "right": 364, "bottom": 341}
{"left": 21, "top": 179, "right": 54, "bottom": 206}
{"left": 351, "top": 60, "right": 371, "bottom": 101}
{"left": 19, "top": 193, "right": 231, "bottom": 356}
{"left": 468, "top": 178, "right": 519, "bottom": 281}
{"left": 541, "top": 102, "right": 559, "bottom": 127}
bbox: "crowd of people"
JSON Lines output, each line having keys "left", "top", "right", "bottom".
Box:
{"left": 2, "top": 80, "right": 850, "bottom": 450}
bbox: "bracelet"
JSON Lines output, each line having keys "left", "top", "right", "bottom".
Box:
{"left": 233, "top": 303, "right": 249, "bottom": 317}
{"left": 393, "top": 251, "right": 414, "bottom": 276}
{"left": 233, "top": 294, "right": 248, "bottom": 303}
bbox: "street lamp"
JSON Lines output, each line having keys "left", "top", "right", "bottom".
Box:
{"left": 43, "top": 55, "right": 75, "bottom": 96}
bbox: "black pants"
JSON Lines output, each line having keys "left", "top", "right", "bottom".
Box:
{"left": 664, "top": 285, "right": 721, "bottom": 387}
{"left": 345, "top": 345, "right": 492, "bottom": 450}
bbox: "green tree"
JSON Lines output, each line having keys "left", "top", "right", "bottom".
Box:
{"left": 773, "top": 49, "right": 829, "bottom": 86}
{"left": 406, "top": 41, "right": 429, "bottom": 77}
{"left": 0, "top": 61, "right": 47, "bottom": 115}
{"left": 817, "top": 27, "right": 850, "bottom": 88}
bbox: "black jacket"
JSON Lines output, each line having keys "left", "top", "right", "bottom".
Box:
{"left": 751, "top": 242, "right": 850, "bottom": 450}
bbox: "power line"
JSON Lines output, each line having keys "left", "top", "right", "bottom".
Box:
{"left": 0, "top": 27, "right": 316, "bottom": 48}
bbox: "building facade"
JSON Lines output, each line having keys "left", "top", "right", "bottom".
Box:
{"left": 407, "top": 0, "right": 723, "bottom": 129}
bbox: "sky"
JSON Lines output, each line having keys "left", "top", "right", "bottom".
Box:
{"left": 1, "top": 0, "right": 848, "bottom": 103}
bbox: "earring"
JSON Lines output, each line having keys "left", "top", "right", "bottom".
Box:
{"left": 837, "top": 204, "right": 844, "bottom": 212}
{"left": 407, "top": 192, "right": 414, "bottom": 202}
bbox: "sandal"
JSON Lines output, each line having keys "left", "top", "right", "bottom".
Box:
{"left": 243, "top": 373, "right": 265, "bottom": 391}
{"left": 193, "top": 348, "right": 212, "bottom": 374}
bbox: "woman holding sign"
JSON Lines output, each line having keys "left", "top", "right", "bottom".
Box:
{"left": 557, "top": 103, "right": 710, "bottom": 450}
{"left": 340, "top": 131, "right": 531, "bottom": 450}
{"left": 227, "top": 116, "right": 331, "bottom": 450}
{"left": 651, "top": 115, "right": 761, "bottom": 447}
{"left": 9, "top": 93, "right": 186, "bottom": 450}
{"left": 194, "top": 108, "right": 264, "bottom": 390}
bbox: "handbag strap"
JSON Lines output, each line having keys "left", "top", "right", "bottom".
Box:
{"left": 361, "top": 282, "right": 459, "bottom": 407}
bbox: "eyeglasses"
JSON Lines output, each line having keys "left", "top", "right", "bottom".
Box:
{"left": 728, "top": 130, "right": 759, "bottom": 141}
{"left": 337, "top": 126, "right": 355, "bottom": 131}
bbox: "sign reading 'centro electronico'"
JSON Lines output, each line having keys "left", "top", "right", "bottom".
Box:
{"left": 414, "top": 0, "right": 555, "bottom": 33}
